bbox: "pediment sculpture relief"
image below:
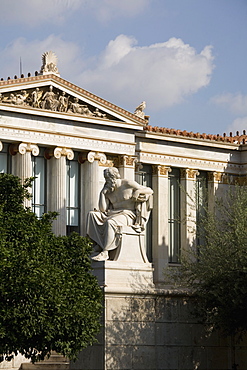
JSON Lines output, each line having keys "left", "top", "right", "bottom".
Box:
{"left": 0, "top": 85, "right": 112, "bottom": 120}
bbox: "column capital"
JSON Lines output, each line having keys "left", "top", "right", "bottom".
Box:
{"left": 152, "top": 165, "right": 171, "bottom": 177}
{"left": 180, "top": 168, "right": 199, "bottom": 180}
{"left": 78, "top": 151, "right": 107, "bottom": 165}
{"left": 208, "top": 171, "right": 223, "bottom": 183}
{"left": 9, "top": 142, "right": 39, "bottom": 156}
{"left": 45, "top": 147, "right": 74, "bottom": 160}
{"left": 118, "top": 155, "right": 138, "bottom": 168}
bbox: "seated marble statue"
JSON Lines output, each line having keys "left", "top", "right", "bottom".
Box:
{"left": 87, "top": 167, "right": 153, "bottom": 261}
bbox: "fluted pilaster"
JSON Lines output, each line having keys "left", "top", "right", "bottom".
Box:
{"left": 118, "top": 155, "right": 137, "bottom": 181}
{"left": 152, "top": 165, "right": 171, "bottom": 284}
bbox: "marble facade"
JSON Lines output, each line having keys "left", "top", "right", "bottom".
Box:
{"left": 1, "top": 53, "right": 247, "bottom": 370}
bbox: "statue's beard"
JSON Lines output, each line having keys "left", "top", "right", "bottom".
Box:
{"left": 105, "top": 178, "right": 117, "bottom": 192}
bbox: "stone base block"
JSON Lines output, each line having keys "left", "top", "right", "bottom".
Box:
{"left": 92, "top": 260, "right": 154, "bottom": 293}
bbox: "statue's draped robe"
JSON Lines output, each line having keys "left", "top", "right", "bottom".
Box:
{"left": 87, "top": 193, "right": 153, "bottom": 252}
{"left": 87, "top": 210, "right": 136, "bottom": 251}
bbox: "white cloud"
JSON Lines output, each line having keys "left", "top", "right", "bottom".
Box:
{"left": 100, "top": 35, "right": 137, "bottom": 68}
{"left": 227, "top": 117, "right": 247, "bottom": 135}
{"left": 212, "top": 93, "right": 247, "bottom": 115}
{"left": 0, "top": 34, "right": 214, "bottom": 115}
{"left": 79, "top": 35, "right": 214, "bottom": 111}
{"left": 0, "top": 0, "right": 82, "bottom": 26}
{"left": 0, "top": 0, "right": 150, "bottom": 26}
{"left": 90, "top": 0, "right": 151, "bottom": 22}
{"left": 0, "top": 36, "right": 84, "bottom": 80}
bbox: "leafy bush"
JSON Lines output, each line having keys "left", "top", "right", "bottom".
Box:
{"left": 0, "top": 174, "right": 102, "bottom": 363}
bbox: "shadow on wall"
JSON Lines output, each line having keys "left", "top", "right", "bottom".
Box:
{"left": 70, "top": 267, "right": 238, "bottom": 370}
{"left": 103, "top": 271, "right": 234, "bottom": 370}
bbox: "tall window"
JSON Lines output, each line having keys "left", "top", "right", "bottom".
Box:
{"left": 66, "top": 155, "right": 80, "bottom": 235}
{"left": 135, "top": 164, "right": 152, "bottom": 261}
{"left": 0, "top": 143, "right": 9, "bottom": 173}
{"left": 168, "top": 168, "right": 181, "bottom": 263}
{"left": 32, "top": 148, "right": 46, "bottom": 217}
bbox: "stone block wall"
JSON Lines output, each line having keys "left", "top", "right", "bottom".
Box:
{"left": 71, "top": 292, "right": 247, "bottom": 370}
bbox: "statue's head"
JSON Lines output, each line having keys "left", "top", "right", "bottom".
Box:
{"left": 104, "top": 167, "right": 120, "bottom": 180}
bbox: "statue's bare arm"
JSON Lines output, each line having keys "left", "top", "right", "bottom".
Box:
{"left": 125, "top": 180, "right": 153, "bottom": 200}
{"left": 99, "top": 186, "right": 110, "bottom": 212}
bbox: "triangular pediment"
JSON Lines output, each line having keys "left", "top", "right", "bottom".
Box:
{"left": 0, "top": 75, "right": 147, "bottom": 129}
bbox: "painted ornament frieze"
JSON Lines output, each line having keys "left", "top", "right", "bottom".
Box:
{"left": 0, "top": 85, "right": 117, "bottom": 120}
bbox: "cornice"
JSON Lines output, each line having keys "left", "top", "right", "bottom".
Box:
{"left": 137, "top": 151, "right": 244, "bottom": 174}
{"left": 0, "top": 124, "right": 135, "bottom": 155}
{"left": 136, "top": 130, "right": 240, "bottom": 150}
{"left": 139, "top": 125, "right": 246, "bottom": 148}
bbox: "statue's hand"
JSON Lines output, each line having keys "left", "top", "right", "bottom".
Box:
{"left": 134, "top": 194, "right": 148, "bottom": 202}
{"left": 132, "top": 189, "right": 139, "bottom": 200}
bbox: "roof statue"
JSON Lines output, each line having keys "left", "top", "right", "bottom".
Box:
{"left": 134, "top": 101, "right": 146, "bottom": 119}
{"left": 40, "top": 51, "right": 60, "bottom": 76}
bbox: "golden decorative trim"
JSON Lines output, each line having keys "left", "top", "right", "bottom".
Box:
{"left": 99, "top": 160, "right": 114, "bottom": 167}
{"left": 152, "top": 165, "right": 171, "bottom": 176}
{"left": 207, "top": 172, "right": 247, "bottom": 185}
{"left": 119, "top": 155, "right": 138, "bottom": 167}
{"left": 207, "top": 172, "right": 223, "bottom": 182}
{"left": 180, "top": 168, "right": 199, "bottom": 179}
{"left": 236, "top": 176, "right": 247, "bottom": 185}
{"left": 105, "top": 155, "right": 119, "bottom": 168}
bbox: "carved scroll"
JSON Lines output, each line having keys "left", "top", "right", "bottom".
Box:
{"left": 9, "top": 143, "right": 39, "bottom": 156}
{"left": 44, "top": 147, "right": 74, "bottom": 160}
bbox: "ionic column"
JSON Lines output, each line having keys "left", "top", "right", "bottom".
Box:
{"left": 180, "top": 168, "right": 199, "bottom": 252}
{"left": 118, "top": 155, "right": 137, "bottom": 181}
{"left": 46, "top": 147, "right": 74, "bottom": 236}
{"left": 152, "top": 165, "right": 171, "bottom": 284}
{"left": 80, "top": 151, "right": 106, "bottom": 235}
{"left": 10, "top": 142, "right": 39, "bottom": 207}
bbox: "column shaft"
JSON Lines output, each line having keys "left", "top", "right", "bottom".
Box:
{"left": 11, "top": 143, "right": 39, "bottom": 208}
{"left": 46, "top": 147, "right": 74, "bottom": 236}
{"left": 152, "top": 165, "right": 170, "bottom": 284}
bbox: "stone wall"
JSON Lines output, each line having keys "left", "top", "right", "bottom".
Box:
{"left": 71, "top": 292, "right": 247, "bottom": 370}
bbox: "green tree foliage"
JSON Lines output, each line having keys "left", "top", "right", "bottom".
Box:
{"left": 168, "top": 185, "right": 247, "bottom": 338}
{"left": 0, "top": 174, "right": 103, "bottom": 363}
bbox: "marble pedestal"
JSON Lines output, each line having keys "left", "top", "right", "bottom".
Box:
{"left": 92, "top": 225, "right": 154, "bottom": 293}
{"left": 92, "top": 260, "right": 154, "bottom": 294}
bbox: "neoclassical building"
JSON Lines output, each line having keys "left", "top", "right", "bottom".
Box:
{"left": 1, "top": 53, "right": 247, "bottom": 370}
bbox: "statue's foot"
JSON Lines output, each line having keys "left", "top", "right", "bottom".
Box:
{"left": 91, "top": 251, "right": 109, "bottom": 261}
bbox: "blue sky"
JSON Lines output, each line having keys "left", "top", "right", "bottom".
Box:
{"left": 0, "top": 0, "right": 247, "bottom": 135}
